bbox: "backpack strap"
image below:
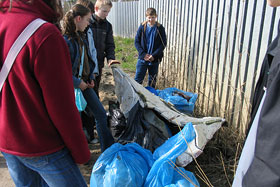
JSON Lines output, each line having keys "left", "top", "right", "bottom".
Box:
{"left": 142, "top": 21, "right": 161, "bottom": 33}
{"left": 78, "top": 46, "right": 85, "bottom": 79}
{"left": 0, "top": 18, "right": 46, "bottom": 92}
{"left": 142, "top": 21, "right": 148, "bottom": 33}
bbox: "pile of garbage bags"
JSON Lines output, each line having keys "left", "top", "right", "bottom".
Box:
{"left": 109, "top": 67, "right": 224, "bottom": 166}
{"left": 90, "top": 123, "right": 200, "bottom": 187}
{"left": 96, "top": 67, "right": 226, "bottom": 186}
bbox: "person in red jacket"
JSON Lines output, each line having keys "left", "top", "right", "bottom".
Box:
{"left": 0, "top": 0, "right": 90, "bottom": 186}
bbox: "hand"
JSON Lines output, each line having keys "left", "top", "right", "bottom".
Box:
{"left": 79, "top": 80, "right": 88, "bottom": 91}
{"left": 148, "top": 55, "right": 154, "bottom": 62}
{"left": 87, "top": 80, "right": 95, "bottom": 88}
{"left": 108, "top": 59, "right": 121, "bottom": 67}
{"left": 144, "top": 54, "right": 150, "bottom": 61}
{"left": 267, "top": 0, "right": 280, "bottom": 7}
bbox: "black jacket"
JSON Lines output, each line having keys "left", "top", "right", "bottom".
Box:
{"left": 88, "top": 14, "right": 115, "bottom": 68}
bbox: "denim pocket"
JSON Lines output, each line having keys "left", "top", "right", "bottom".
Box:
{"left": 20, "top": 155, "right": 49, "bottom": 168}
{"left": 20, "top": 148, "right": 68, "bottom": 168}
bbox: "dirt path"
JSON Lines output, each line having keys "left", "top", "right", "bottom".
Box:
{"left": 0, "top": 65, "right": 117, "bottom": 186}
{"left": 0, "top": 155, "right": 13, "bottom": 187}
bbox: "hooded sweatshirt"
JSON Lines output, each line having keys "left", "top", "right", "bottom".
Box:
{"left": 0, "top": 0, "right": 90, "bottom": 164}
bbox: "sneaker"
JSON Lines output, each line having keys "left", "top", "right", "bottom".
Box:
{"left": 90, "top": 138, "right": 99, "bottom": 144}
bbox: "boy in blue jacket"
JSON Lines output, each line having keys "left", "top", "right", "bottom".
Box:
{"left": 134, "top": 8, "right": 167, "bottom": 88}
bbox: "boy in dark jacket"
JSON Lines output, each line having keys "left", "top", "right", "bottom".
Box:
{"left": 89, "top": 0, "right": 119, "bottom": 97}
{"left": 134, "top": 8, "right": 167, "bottom": 88}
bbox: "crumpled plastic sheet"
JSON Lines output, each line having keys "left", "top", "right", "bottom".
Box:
{"left": 112, "top": 67, "right": 225, "bottom": 167}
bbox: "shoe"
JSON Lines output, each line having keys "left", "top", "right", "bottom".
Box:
{"left": 90, "top": 138, "right": 99, "bottom": 144}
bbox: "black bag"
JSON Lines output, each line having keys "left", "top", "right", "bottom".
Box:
{"left": 107, "top": 101, "right": 127, "bottom": 141}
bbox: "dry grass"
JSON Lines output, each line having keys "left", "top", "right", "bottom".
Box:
{"left": 152, "top": 72, "right": 245, "bottom": 187}
{"left": 184, "top": 125, "right": 243, "bottom": 187}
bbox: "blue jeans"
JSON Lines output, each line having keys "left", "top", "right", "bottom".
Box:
{"left": 134, "top": 59, "right": 159, "bottom": 88}
{"left": 83, "top": 87, "right": 114, "bottom": 152}
{"left": 2, "top": 148, "right": 87, "bottom": 187}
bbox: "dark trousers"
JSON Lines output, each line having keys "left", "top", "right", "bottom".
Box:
{"left": 134, "top": 59, "right": 159, "bottom": 88}
{"left": 82, "top": 87, "right": 114, "bottom": 152}
{"left": 93, "top": 67, "right": 103, "bottom": 98}
{"left": 81, "top": 109, "right": 95, "bottom": 141}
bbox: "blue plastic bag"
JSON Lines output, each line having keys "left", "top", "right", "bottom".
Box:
{"left": 164, "top": 169, "right": 200, "bottom": 187}
{"left": 74, "top": 88, "right": 87, "bottom": 112}
{"left": 157, "top": 87, "right": 198, "bottom": 114}
{"left": 144, "top": 123, "right": 200, "bottom": 187}
{"left": 145, "top": 86, "right": 158, "bottom": 96}
{"left": 90, "top": 143, "right": 154, "bottom": 187}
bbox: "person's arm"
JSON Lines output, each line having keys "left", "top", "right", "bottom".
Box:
{"left": 87, "top": 28, "right": 99, "bottom": 77}
{"left": 105, "top": 22, "right": 116, "bottom": 61}
{"left": 135, "top": 25, "right": 146, "bottom": 60}
{"left": 151, "top": 25, "right": 167, "bottom": 60}
{"left": 35, "top": 27, "right": 90, "bottom": 164}
{"left": 63, "top": 37, "right": 82, "bottom": 88}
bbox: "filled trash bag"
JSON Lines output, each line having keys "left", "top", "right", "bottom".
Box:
{"left": 108, "top": 101, "right": 169, "bottom": 152}
{"left": 157, "top": 87, "right": 198, "bottom": 114}
{"left": 164, "top": 169, "right": 200, "bottom": 187}
{"left": 107, "top": 101, "right": 127, "bottom": 140}
{"left": 116, "top": 102, "right": 145, "bottom": 146}
{"left": 90, "top": 143, "right": 154, "bottom": 187}
{"left": 145, "top": 122, "right": 200, "bottom": 187}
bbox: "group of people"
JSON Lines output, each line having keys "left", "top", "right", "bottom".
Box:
{"left": 5, "top": 0, "right": 280, "bottom": 186}
{"left": 0, "top": 0, "right": 168, "bottom": 186}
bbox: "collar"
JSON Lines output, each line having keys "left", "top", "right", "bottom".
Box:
{"left": 92, "top": 14, "right": 107, "bottom": 23}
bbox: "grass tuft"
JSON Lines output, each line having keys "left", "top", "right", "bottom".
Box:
{"left": 114, "top": 36, "right": 138, "bottom": 72}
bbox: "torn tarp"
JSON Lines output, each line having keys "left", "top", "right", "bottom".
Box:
{"left": 111, "top": 66, "right": 225, "bottom": 167}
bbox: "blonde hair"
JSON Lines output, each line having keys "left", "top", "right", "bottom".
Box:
{"left": 94, "top": 0, "right": 112, "bottom": 9}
